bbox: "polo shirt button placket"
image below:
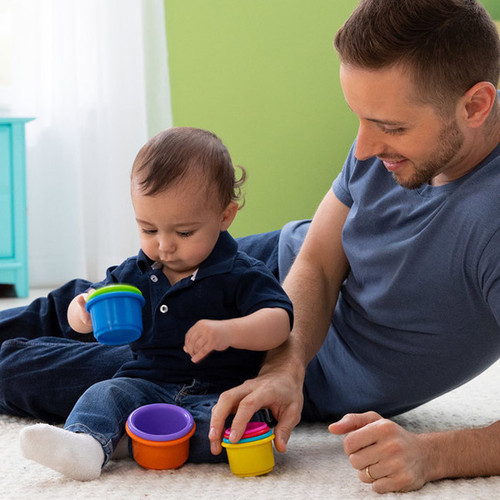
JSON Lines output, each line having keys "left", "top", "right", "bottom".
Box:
{"left": 150, "top": 274, "right": 159, "bottom": 283}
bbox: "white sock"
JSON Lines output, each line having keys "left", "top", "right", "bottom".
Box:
{"left": 19, "top": 424, "right": 105, "bottom": 481}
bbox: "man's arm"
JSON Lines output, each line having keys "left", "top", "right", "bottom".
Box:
{"left": 329, "top": 412, "right": 500, "bottom": 493}
{"left": 281, "top": 190, "right": 350, "bottom": 368}
{"left": 209, "top": 190, "right": 350, "bottom": 453}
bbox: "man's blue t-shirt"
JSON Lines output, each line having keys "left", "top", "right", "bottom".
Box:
{"left": 301, "top": 142, "right": 500, "bottom": 420}
{"left": 90, "top": 231, "right": 293, "bottom": 390}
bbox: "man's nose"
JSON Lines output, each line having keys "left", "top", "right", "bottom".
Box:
{"left": 354, "top": 122, "right": 385, "bottom": 161}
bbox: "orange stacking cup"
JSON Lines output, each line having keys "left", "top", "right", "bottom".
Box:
{"left": 126, "top": 403, "right": 195, "bottom": 470}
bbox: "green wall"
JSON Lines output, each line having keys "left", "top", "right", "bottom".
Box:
{"left": 480, "top": 0, "right": 500, "bottom": 19}
{"left": 162, "top": 1, "right": 499, "bottom": 236}
{"left": 163, "top": 0, "right": 358, "bottom": 236}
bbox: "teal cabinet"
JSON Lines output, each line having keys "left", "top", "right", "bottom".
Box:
{"left": 0, "top": 117, "right": 34, "bottom": 297}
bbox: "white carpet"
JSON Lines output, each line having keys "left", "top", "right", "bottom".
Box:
{"left": 2, "top": 360, "right": 500, "bottom": 500}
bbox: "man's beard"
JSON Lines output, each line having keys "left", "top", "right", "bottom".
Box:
{"left": 393, "top": 119, "right": 465, "bottom": 190}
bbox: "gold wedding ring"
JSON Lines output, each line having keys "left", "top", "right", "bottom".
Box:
{"left": 365, "top": 466, "right": 375, "bottom": 481}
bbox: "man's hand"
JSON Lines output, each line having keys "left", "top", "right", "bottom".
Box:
{"left": 209, "top": 346, "right": 304, "bottom": 456}
{"left": 329, "top": 412, "right": 431, "bottom": 493}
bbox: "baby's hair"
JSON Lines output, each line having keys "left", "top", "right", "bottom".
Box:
{"left": 131, "top": 127, "right": 246, "bottom": 209}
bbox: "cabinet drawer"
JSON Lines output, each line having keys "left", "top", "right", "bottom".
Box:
{"left": 0, "top": 125, "right": 13, "bottom": 257}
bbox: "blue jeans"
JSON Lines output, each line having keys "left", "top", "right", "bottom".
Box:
{"left": 0, "top": 226, "right": 305, "bottom": 422}
{"left": 0, "top": 337, "right": 132, "bottom": 422}
{"left": 65, "top": 377, "right": 248, "bottom": 464}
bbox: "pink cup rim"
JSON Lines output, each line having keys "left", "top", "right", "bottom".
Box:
{"left": 224, "top": 421, "right": 269, "bottom": 439}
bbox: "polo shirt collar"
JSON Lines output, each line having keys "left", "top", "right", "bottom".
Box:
{"left": 136, "top": 250, "right": 154, "bottom": 273}
{"left": 195, "top": 231, "right": 238, "bottom": 280}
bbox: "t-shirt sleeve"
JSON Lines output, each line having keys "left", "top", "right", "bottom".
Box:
{"left": 332, "top": 140, "right": 357, "bottom": 208}
{"left": 478, "top": 227, "right": 500, "bottom": 329}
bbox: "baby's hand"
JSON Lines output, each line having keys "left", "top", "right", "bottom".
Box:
{"left": 76, "top": 293, "right": 93, "bottom": 329}
{"left": 67, "top": 291, "right": 94, "bottom": 334}
{"left": 183, "top": 320, "right": 231, "bottom": 363}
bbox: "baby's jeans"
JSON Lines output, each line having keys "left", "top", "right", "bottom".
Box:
{"left": 64, "top": 377, "right": 268, "bottom": 465}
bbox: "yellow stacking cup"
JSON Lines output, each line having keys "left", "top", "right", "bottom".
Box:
{"left": 221, "top": 433, "right": 275, "bottom": 477}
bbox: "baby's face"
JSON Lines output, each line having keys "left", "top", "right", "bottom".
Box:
{"left": 131, "top": 176, "right": 237, "bottom": 284}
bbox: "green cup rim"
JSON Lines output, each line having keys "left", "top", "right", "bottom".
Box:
{"left": 87, "top": 284, "right": 143, "bottom": 300}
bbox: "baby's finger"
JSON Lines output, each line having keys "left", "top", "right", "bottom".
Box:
{"left": 190, "top": 339, "right": 211, "bottom": 363}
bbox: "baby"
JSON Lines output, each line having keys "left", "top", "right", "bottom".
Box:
{"left": 20, "top": 127, "right": 292, "bottom": 480}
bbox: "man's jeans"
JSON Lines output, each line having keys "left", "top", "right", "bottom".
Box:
{"left": 0, "top": 222, "right": 310, "bottom": 423}
{"left": 0, "top": 336, "right": 132, "bottom": 421}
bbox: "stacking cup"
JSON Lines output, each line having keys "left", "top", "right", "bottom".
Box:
{"left": 85, "top": 284, "right": 145, "bottom": 345}
{"left": 126, "top": 403, "right": 195, "bottom": 470}
{"left": 224, "top": 422, "right": 269, "bottom": 440}
{"left": 222, "top": 422, "right": 275, "bottom": 477}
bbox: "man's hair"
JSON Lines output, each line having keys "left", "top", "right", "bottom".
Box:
{"left": 131, "top": 127, "right": 246, "bottom": 209}
{"left": 334, "top": 0, "right": 500, "bottom": 114}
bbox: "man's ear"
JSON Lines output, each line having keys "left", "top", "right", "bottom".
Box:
{"left": 462, "top": 81, "right": 498, "bottom": 128}
{"left": 220, "top": 201, "right": 239, "bottom": 231}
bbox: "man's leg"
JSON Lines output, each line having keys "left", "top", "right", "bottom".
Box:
{"left": 0, "top": 278, "right": 130, "bottom": 421}
{"left": 238, "top": 220, "right": 312, "bottom": 282}
{"left": 276, "top": 219, "right": 311, "bottom": 281}
{"left": 0, "top": 337, "right": 132, "bottom": 422}
{"left": 0, "top": 279, "right": 94, "bottom": 345}
{"left": 236, "top": 230, "right": 281, "bottom": 279}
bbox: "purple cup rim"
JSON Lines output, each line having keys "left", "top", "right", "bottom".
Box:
{"left": 126, "top": 403, "right": 194, "bottom": 442}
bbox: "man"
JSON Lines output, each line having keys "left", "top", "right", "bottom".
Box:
{"left": 209, "top": 0, "right": 500, "bottom": 493}
{"left": 1, "top": 0, "right": 500, "bottom": 494}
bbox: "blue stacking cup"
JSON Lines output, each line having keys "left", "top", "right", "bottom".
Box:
{"left": 85, "top": 284, "right": 146, "bottom": 345}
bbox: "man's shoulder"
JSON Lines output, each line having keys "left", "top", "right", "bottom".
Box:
{"left": 459, "top": 145, "right": 500, "bottom": 203}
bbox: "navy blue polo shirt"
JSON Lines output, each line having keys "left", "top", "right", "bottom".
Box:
{"left": 90, "top": 231, "right": 293, "bottom": 389}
